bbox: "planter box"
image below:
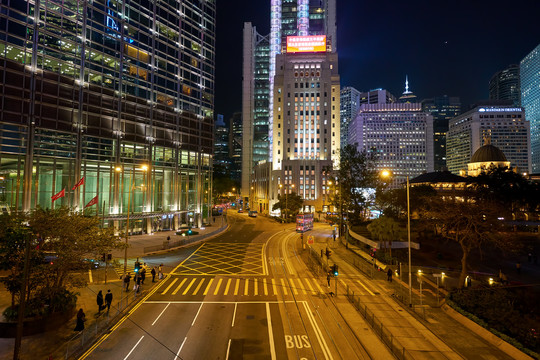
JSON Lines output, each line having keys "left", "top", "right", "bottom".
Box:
{"left": 0, "top": 306, "right": 76, "bottom": 338}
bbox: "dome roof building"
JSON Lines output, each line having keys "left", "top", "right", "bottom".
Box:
{"left": 467, "top": 140, "right": 511, "bottom": 176}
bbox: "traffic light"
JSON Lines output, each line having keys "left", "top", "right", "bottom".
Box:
{"left": 134, "top": 260, "right": 140, "bottom": 273}
{"left": 187, "top": 228, "right": 193, "bottom": 235}
{"left": 331, "top": 264, "right": 339, "bottom": 276}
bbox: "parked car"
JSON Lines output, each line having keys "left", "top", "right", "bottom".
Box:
{"left": 238, "top": 209, "right": 244, "bottom": 213}
{"left": 248, "top": 210, "right": 258, "bottom": 218}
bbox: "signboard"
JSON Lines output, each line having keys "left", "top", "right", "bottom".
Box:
{"left": 286, "top": 35, "right": 326, "bottom": 53}
{"left": 307, "top": 235, "right": 314, "bottom": 245}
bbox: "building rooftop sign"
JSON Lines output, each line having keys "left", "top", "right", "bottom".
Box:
{"left": 286, "top": 35, "right": 326, "bottom": 53}
{"left": 478, "top": 107, "right": 522, "bottom": 112}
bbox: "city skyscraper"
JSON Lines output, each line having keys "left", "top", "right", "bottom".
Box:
{"left": 446, "top": 105, "right": 530, "bottom": 175}
{"left": 230, "top": 112, "right": 243, "bottom": 182}
{"left": 422, "top": 96, "right": 462, "bottom": 171}
{"left": 214, "top": 114, "right": 230, "bottom": 168}
{"left": 398, "top": 76, "right": 418, "bottom": 103}
{"left": 348, "top": 103, "right": 434, "bottom": 188}
{"left": 340, "top": 87, "right": 361, "bottom": 148}
{"left": 243, "top": 0, "right": 337, "bottom": 199}
{"left": 0, "top": 0, "right": 216, "bottom": 231}
{"left": 521, "top": 44, "right": 540, "bottom": 173}
{"left": 359, "top": 89, "right": 396, "bottom": 106}
{"left": 489, "top": 64, "right": 521, "bottom": 106}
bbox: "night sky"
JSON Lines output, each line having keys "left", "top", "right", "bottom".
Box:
{"left": 214, "top": 0, "right": 540, "bottom": 122}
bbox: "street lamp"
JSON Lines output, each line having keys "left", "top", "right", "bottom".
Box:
{"left": 381, "top": 170, "right": 412, "bottom": 307}
{"left": 122, "top": 165, "right": 148, "bottom": 277}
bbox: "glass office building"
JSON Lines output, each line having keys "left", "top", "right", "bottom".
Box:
{"left": 0, "top": 0, "right": 216, "bottom": 232}
{"left": 521, "top": 44, "right": 540, "bottom": 173}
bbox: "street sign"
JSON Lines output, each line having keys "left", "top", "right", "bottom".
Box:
{"left": 307, "top": 235, "right": 314, "bottom": 244}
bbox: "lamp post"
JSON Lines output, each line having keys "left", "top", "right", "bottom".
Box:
{"left": 122, "top": 165, "right": 147, "bottom": 277}
{"left": 380, "top": 170, "right": 412, "bottom": 307}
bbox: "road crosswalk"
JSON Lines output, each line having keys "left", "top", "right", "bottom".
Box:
{"left": 157, "top": 275, "right": 379, "bottom": 298}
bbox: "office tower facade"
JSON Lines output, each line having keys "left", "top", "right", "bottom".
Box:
{"left": 340, "top": 87, "right": 360, "bottom": 148}
{"left": 214, "top": 115, "right": 230, "bottom": 168}
{"left": 0, "top": 0, "right": 216, "bottom": 231}
{"left": 521, "top": 44, "right": 540, "bottom": 173}
{"left": 446, "top": 105, "right": 530, "bottom": 175}
{"left": 242, "top": 23, "right": 270, "bottom": 196}
{"left": 489, "top": 64, "right": 521, "bottom": 106}
{"left": 243, "top": 0, "right": 336, "bottom": 198}
{"left": 422, "top": 96, "right": 462, "bottom": 171}
{"left": 359, "top": 89, "right": 396, "bottom": 105}
{"left": 271, "top": 49, "right": 340, "bottom": 211}
{"left": 229, "top": 112, "right": 243, "bottom": 182}
{"left": 348, "top": 103, "right": 434, "bottom": 187}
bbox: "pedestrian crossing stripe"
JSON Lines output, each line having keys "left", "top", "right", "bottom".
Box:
{"left": 158, "top": 276, "right": 379, "bottom": 297}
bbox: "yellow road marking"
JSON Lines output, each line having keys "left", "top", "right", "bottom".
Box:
{"left": 234, "top": 279, "right": 240, "bottom": 295}
{"left": 313, "top": 279, "right": 324, "bottom": 293}
{"left": 271, "top": 278, "right": 277, "bottom": 295}
{"left": 213, "top": 278, "right": 223, "bottom": 295}
{"left": 182, "top": 278, "right": 196, "bottom": 295}
{"left": 224, "top": 279, "right": 232, "bottom": 295}
{"left": 193, "top": 278, "right": 205, "bottom": 295}
{"left": 290, "top": 278, "right": 298, "bottom": 295}
{"left": 298, "top": 279, "right": 307, "bottom": 294}
{"left": 280, "top": 278, "right": 288, "bottom": 295}
{"left": 357, "top": 280, "right": 375, "bottom": 296}
{"left": 203, "top": 278, "right": 214, "bottom": 295}
{"left": 244, "top": 279, "right": 249, "bottom": 295}
{"left": 304, "top": 278, "right": 315, "bottom": 294}
{"left": 172, "top": 278, "right": 187, "bottom": 295}
{"left": 263, "top": 279, "right": 268, "bottom": 296}
{"left": 254, "top": 278, "right": 258, "bottom": 296}
{"left": 161, "top": 278, "right": 178, "bottom": 295}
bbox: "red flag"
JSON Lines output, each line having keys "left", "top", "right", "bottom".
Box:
{"left": 51, "top": 189, "right": 65, "bottom": 203}
{"left": 84, "top": 195, "right": 98, "bottom": 209}
{"left": 72, "top": 177, "right": 84, "bottom": 191}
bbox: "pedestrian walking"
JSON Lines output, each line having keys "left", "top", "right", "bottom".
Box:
{"left": 74, "top": 308, "right": 86, "bottom": 331}
{"left": 123, "top": 273, "right": 131, "bottom": 292}
{"left": 104, "top": 289, "right": 113, "bottom": 313}
{"left": 96, "top": 290, "right": 104, "bottom": 313}
{"left": 327, "top": 273, "right": 331, "bottom": 287}
{"left": 140, "top": 267, "right": 146, "bottom": 284}
{"left": 387, "top": 268, "right": 393, "bottom": 282}
{"left": 516, "top": 262, "right": 521, "bottom": 275}
{"left": 151, "top": 267, "right": 156, "bottom": 282}
{"left": 158, "top": 264, "right": 163, "bottom": 280}
{"left": 135, "top": 274, "right": 142, "bottom": 293}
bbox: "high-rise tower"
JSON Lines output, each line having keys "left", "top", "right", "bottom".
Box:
{"left": 521, "top": 44, "right": 540, "bottom": 173}
{"left": 489, "top": 64, "right": 521, "bottom": 106}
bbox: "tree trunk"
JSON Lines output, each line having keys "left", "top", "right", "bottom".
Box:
{"left": 459, "top": 243, "right": 468, "bottom": 289}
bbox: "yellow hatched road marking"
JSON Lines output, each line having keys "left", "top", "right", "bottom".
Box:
{"left": 213, "top": 278, "right": 223, "bottom": 295}
{"left": 172, "top": 278, "right": 187, "bottom": 295}
{"left": 304, "top": 278, "right": 315, "bottom": 294}
{"left": 244, "top": 279, "right": 250, "bottom": 295}
{"left": 357, "top": 280, "right": 375, "bottom": 296}
{"left": 339, "top": 278, "right": 347, "bottom": 288}
{"left": 193, "top": 279, "right": 205, "bottom": 295}
{"left": 280, "top": 278, "right": 288, "bottom": 295}
{"left": 203, "top": 278, "right": 214, "bottom": 295}
{"left": 313, "top": 279, "right": 324, "bottom": 293}
{"left": 254, "top": 279, "right": 258, "bottom": 296}
{"left": 271, "top": 278, "right": 277, "bottom": 295}
{"left": 161, "top": 278, "right": 178, "bottom": 295}
{"left": 234, "top": 279, "right": 240, "bottom": 295}
{"left": 289, "top": 278, "right": 298, "bottom": 295}
{"left": 263, "top": 279, "right": 268, "bottom": 296}
{"left": 182, "top": 279, "right": 196, "bottom": 295}
{"left": 224, "top": 279, "right": 232, "bottom": 295}
{"left": 298, "top": 279, "right": 307, "bottom": 294}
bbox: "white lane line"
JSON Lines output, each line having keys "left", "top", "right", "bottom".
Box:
{"left": 226, "top": 339, "right": 232, "bottom": 360}
{"left": 173, "top": 337, "right": 187, "bottom": 360}
{"left": 123, "top": 335, "right": 144, "bottom": 360}
{"left": 302, "top": 301, "right": 333, "bottom": 360}
{"left": 231, "top": 303, "right": 237, "bottom": 327}
{"left": 357, "top": 280, "right": 375, "bottom": 296}
{"left": 151, "top": 303, "right": 170, "bottom": 326}
{"left": 266, "top": 302, "right": 277, "bottom": 360}
{"left": 191, "top": 303, "right": 204, "bottom": 326}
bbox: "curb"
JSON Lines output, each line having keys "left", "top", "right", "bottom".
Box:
{"left": 441, "top": 304, "right": 533, "bottom": 360}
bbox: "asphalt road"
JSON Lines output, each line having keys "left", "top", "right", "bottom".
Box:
{"left": 78, "top": 214, "right": 385, "bottom": 360}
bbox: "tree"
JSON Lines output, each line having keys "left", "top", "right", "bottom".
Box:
{"left": 212, "top": 163, "right": 239, "bottom": 204}
{"left": 375, "top": 185, "right": 438, "bottom": 220}
{"left": 419, "top": 198, "right": 511, "bottom": 288}
{"left": 367, "top": 216, "right": 406, "bottom": 257}
{"left": 272, "top": 192, "right": 303, "bottom": 220}
{"left": 328, "top": 145, "right": 378, "bottom": 225}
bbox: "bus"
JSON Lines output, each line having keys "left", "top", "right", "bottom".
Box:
{"left": 296, "top": 213, "right": 314, "bottom": 232}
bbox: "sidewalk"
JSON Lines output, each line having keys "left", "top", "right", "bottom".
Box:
{"left": 306, "top": 224, "right": 519, "bottom": 360}
{"left": 0, "top": 216, "right": 229, "bottom": 360}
